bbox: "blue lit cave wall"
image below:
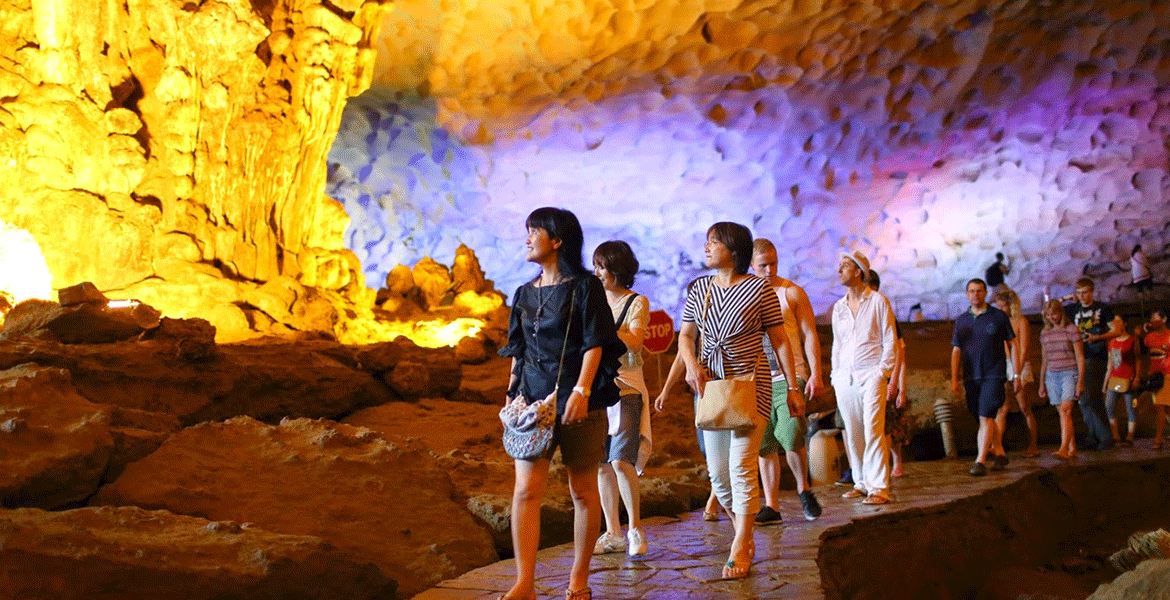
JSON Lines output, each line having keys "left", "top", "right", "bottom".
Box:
{"left": 327, "top": 3, "right": 1170, "bottom": 321}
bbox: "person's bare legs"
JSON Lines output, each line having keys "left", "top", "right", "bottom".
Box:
{"left": 995, "top": 390, "right": 1010, "bottom": 452}
{"left": 729, "top": 510, "right": 754, "bottom": 559}
{"left": 610, "top": 460, "right": 641, "bottom": 532}
{"left": 704, "top": 490, "right": 722, "bottom": 518}
{"left": 505, "top": 459, "right": 549, "bottom": 600}
{"left": 977, "top": 416, "right": 1000, "bottom": 464}
{"left": 890, "top": 446, "right": 903, "bottom": 476}
{"left": 597, "top": 463, "right": 622, "bottom": 536}
{"left": 1054, "top": 401, "right": 1076, "bottom": 458}
{"left": 1017, "top": 385, "right": 1039, "bottom": 455}
{"left": 995, "top": 386, "right": 1037, "bottom": 456}
{"left": 566, "top": 462, "right": 602, "bottom": 594}
{"left": 785, "top": 448, "right": 811, "bottom": 493}
{"left": 757, "top": 452, "right": 782, "bottom": 510}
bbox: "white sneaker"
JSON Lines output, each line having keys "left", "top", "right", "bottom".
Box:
{"left": 626, "top": 527, "right": 647, "bottom": 556}
{"left": 592, "top": 531, "right": 627, "bottom": 555}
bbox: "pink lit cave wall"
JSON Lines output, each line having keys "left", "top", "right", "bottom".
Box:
{"left": 329, "top": 0, "right": 1170, "bottom": 319}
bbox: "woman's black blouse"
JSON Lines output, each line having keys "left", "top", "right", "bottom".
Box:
{"left": 499, "top": 276, "right": 623, "bottom": 415}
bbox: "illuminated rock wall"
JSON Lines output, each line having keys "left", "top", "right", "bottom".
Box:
{"left": 0, "top": 0, "right": 389, "bottom": 340}
{"left": 331, "top": 0, "right": 1170, "bottom": 319}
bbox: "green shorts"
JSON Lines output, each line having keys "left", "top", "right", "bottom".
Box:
{"left": 759, "top": 378, "right": 808, "bottom": 455}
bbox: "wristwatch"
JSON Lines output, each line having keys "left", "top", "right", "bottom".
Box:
{"left": 572, "top": 385, "right": 591, "bottom": 398}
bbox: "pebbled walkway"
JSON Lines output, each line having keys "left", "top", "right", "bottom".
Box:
{"left": 411, "top": 441, "right": 1169, "bottom": 600}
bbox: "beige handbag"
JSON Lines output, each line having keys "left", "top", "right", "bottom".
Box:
{"left": 693, "top": 284, "right": 758, "bottom": 431}
{"left": 1107, "top": 376, "right": 1131, "bottom": 394}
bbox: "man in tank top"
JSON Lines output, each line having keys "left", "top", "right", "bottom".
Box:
{"left": 750, "top": 239, "right": 824, "bottom": 522}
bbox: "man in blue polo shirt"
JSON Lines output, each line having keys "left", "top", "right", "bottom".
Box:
{"left": 951, "top": 278, "right": 1021, "bottom": 476}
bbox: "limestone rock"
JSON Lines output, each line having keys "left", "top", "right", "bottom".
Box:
{"left": 412, "top": 257, "right": 453, "bottom": 309}
{"left": 0, "top": 337, "right": 394, "bottom": 425}
{"left": 0, "top": 0, "right": 392, "bottom": 342}
{"left": 1109, "top": 529, "right": 1170, "bottom": 572}
{"left": 0, "top": 505, "right": 396, "bottom": 600}
{"left": 92, "top": 416, "right": 497, "bottom": 598}
{"left": 56, "top": 281, "right": 107, "bottom": 307}
{"left": 141, "top": 316, "right": 219, "bottom": 362}
{"left": 1087, "top": 559, "right": 1170, "bottom": 600}
{"left": 104, "top": 406, "right": 182, "bottom": 483}
{"left": 0, "top": 364, "right": 114, "bottom": 509}
{"left": 385, "top": 357, "right": 460, "bottom": 398}
{"left": 454, "top": 336, "right": 487, "bottom": 364}
{"left": 0, "top": 298, "right": 162, "bottom": 344}
{"left": 385, "top": 264, "right": 415, "bottom": 295}
{"left": 451, "top": 245, "right": 486, "bottom": 294}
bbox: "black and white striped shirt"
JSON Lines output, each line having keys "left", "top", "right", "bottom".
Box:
{"left": 682, "top": 275, "right": 785, "bottom": 418}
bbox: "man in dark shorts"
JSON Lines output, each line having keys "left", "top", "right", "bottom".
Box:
{"left": 1064, "top": 277, "right": 1123, "bottom": 450}
{"left": 951, "top": 278, "right": 1020, "bottom": 476}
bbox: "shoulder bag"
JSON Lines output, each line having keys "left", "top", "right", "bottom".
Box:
{"left": 694, "top": 282, "right": 758, "bottom": 431}
{"left": 500, "top": 284, "right": 574, "bottom": 460}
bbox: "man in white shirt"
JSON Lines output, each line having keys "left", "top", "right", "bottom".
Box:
{"left": 830, "top": 250, "right": 897, "bottom": 504}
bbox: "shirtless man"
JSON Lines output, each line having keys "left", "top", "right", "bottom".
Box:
{"left": 751, "top": 239, "right": 824, "bottom": 522}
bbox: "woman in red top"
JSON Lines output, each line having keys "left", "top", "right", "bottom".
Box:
{"left": 1143, "top": 308, "right": 1170, "bottom": 449}
{"left": 1105, "top": 322, "right": 1140, "bottom": 446}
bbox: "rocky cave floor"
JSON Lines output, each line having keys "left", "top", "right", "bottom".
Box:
{"left": 2, "top": 307, "right": 1168, "bottom": 600}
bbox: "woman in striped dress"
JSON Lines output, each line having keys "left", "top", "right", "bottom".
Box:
{"left": 677, "top": 222, "right": 804, "bottom": 580}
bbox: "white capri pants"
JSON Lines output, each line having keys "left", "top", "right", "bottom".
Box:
{"left": 833, "top": 367, "right": 889, "bottom": 498}
{"left": 701, "top": 413, "right": 767, "bottom": 516}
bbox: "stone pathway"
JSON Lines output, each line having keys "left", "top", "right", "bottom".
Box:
{"left": 411, "top": 442, "right": 1170, "bottom": 600}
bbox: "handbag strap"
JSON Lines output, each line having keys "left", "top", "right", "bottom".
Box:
{"left": 512, "top": 279, "right": 575, "bottom": 402}
{"left": 699, "top": 278, "right": 763, "bottom": 381}
{"left": 615, "top": 293, "right": 638, "bottom": 328}
{"left": 552, "top": 281, "right": 575, "bottom": 397}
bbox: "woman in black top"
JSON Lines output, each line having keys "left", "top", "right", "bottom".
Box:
{"left": 498, "top": 207, "right": 622, "bottom": 600}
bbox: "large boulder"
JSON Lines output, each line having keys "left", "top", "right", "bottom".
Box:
{"left": 104, "top": 406, "right": 182, "bottom": 483}
{"left": 345, "top": 397, "right": 712, "bottom": 556}
{"left": 0, "top": 505, "right": 395, "bottom": 600}
{"left": 92, "top": 416, "right": 497, "bottom": 599}
{"left": 1087, "top": 559, "right": 1170, "bottom": 600}
{"left": 1, "top": 297, "right": 162, "bottom": 344}
{"left": 0, "top": 364, "right": 114, "bottom": 508}
{"left": 0, "top": 337, "right": 396, "bottom": 425}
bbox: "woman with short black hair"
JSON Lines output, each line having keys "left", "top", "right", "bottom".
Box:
{"left": 591, "top": 240, "right": 652, "bottom": 557}
{"left": 498, "top": 207, "right": 623, "bottom": 600}
{"left": 675, "top": 221, "right": 803, "bottom": 580}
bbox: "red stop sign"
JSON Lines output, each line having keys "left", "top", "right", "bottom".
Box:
{"left": 643, "top": 310, "right": 675, "bottom": 354}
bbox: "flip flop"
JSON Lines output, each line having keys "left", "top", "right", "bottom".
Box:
{"left": 722, "top": 557, "right": 751, "bottom": 580}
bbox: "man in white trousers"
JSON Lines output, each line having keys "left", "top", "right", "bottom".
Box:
{"left": 830, "top": 250, "right": 897, "bottom": 505}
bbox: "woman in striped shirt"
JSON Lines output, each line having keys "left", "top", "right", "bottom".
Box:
{"left": 677, "top": 222, "right": 804, "bottom": 580}
{"left": 1038, "top": 299, "right": 1085, "bottom": 460}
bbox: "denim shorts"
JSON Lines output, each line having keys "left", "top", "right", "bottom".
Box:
{"left": 604, "top": 393, "right": 643, "bottom": 465}
{"left": 1045, "top": 369, "right": 1077, "bottom": 406}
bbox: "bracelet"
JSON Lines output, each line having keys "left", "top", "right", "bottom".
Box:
{"left": 572, "top": 385, "right": 591, "bottom": 398}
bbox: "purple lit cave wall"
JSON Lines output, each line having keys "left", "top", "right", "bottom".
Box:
{"left": 327, "top": 2, "right": 1170, "bottom": 319}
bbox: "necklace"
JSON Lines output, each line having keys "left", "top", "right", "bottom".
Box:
{"left": 532, "top": 277, "right": 562, "bottom": 335}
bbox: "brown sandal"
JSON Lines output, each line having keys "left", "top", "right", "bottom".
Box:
{"left": 565, "top": 587, "right": 592, "bottom": 600}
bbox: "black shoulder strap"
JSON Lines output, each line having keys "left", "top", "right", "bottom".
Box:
{"left": 616, "top": 293, "right": 639, "bottom": 327}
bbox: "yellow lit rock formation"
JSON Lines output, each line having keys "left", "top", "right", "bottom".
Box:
{"left": 1, "top": 0, "right": 390, "bottom": 341}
